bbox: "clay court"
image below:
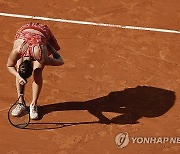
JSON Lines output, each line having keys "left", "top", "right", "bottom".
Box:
{"left": 0, "top": 0, "right": 180, "bottom": 153}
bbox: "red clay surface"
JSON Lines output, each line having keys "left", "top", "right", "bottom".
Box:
{"left": 0, "top": 0, "right": 180, "bottom": 153}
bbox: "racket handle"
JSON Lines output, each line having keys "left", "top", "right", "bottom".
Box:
{"left": 20, "top": 84, "right": 24, "bottom": 95}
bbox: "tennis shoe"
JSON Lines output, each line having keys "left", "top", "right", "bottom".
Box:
{"left": 11, "top": 103, "right": 26, "bottom": 116}
{"left": 30, "top": 103, "right": 38, "bottom": 120}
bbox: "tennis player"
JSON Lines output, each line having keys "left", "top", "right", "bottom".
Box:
{"left": 6, "top": 22, "right": 64, "bottom": 119}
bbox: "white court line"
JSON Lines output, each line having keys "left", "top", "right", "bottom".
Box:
{"left": 0, "top": 12, "right": 180, "bottom": 34}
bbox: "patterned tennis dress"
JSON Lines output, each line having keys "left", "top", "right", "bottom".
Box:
{"left": 15, "top": 22, "right": 60, "bottom": 61}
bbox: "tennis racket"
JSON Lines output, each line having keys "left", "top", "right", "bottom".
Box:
{"left": 8, "top": 84, "right": 30, "bottom": 128}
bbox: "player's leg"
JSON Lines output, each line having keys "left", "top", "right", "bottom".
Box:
{"left": 31, "top": 62, "right": 44, "bottom": 105}
{"left": 11, "top": 58, "right": 27, "bottom": 116}
{"left": 30, "top": 48, "right": 45, "bottom": 119}
{"left": 12, "top": 40, "right": 26, "bottom": 116}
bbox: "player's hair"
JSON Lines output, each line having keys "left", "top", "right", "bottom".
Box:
{"left": 18, "top": 60, "right": 33, "bottom": 79}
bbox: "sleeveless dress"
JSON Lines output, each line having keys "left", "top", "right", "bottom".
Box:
{"left": 15, "top": 22, "right": 60, "bottom": 61}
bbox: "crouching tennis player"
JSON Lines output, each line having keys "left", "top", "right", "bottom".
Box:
{"left": 6, "top": 22, "right": 64, "bottom": 119}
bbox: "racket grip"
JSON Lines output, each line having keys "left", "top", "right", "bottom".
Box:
{"left": 20, "top": 84, "right": 24, "bottom": 95}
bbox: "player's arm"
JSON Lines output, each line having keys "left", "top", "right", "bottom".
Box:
{"left": 40, "top": 44, "right": 64, "bottom": 66}
{"left": 6, "top": 49, "right": 27, "bottom": 84}
{"left": 47, "top": 42, "right": 61, "bottom": 59}
{"left": 6, "top": 49, "right": 20, "bottom": 77}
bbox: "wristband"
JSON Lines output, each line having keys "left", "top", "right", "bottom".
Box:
{"left": 53, "top": 53, "right": 60, "bottom": 59}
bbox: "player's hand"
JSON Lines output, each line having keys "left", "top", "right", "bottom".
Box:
{"left": 16, "top": 73, "right": 27, "bottom": 85}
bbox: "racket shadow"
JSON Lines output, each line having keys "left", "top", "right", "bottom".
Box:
{"left": 27, "top": 86, "right": 176, "bottom": 130}
{"left": 25, "top": 121, "right": 98, "bottom": 130}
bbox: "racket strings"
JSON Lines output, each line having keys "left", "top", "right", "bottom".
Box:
{"left": 8, "top": 102, "right": 30, "bottom": 128}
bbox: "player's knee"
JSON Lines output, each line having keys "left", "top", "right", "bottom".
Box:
{"left": 33, "top": 68, "right": 43, "bottom": 83}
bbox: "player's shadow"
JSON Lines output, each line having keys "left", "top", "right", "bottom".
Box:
{"left": 28, "top": 86, "right": 175, "bottom": 130}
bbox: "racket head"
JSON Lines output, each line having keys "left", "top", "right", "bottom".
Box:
{"left": 8, "top": 96, "right": 30, "bottom": 129}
